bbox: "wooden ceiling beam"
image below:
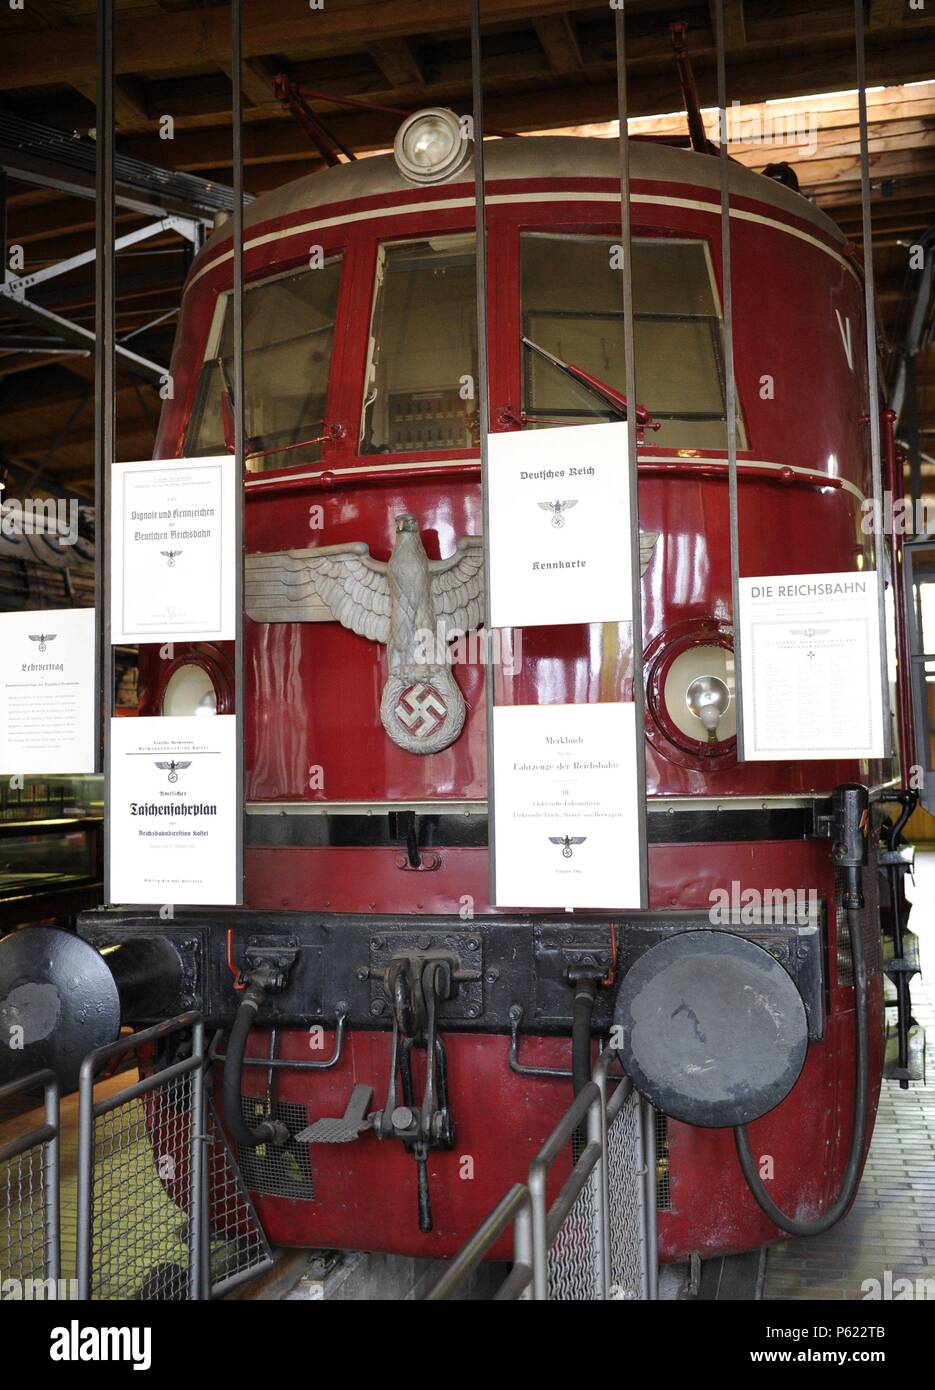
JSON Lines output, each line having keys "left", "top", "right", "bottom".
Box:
{"left": 710, "top": 0, "right": 747, "bottom": 48}
{"left": 533, "top": 16, "right": 584, "bottom": 75}
{"left": 217, "top": 56, "right": 281, "bottom": 110}
{"left": 869, "top": 0, "right": 911, "bottom": 28}
{"left": 369, "top": 38, "right": 426, "bottom": 88}
{"left": 111, "top": 37, "right": 935, "bottom": 175}
{"left": 0, "top": 1, "right": 603, "bottom": 90}
{"left": 70, "top": 76, "right": 149, "bottom": 130}
{"left": 3, "top": 0, "right": 934, "bottom": 96}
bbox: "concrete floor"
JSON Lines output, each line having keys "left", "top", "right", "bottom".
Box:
{"left": 763, "top": 848, "right": 935, "bottom": 1301}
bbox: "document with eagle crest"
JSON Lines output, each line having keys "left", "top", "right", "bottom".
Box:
{"left": 487, "top": 421, "right": 649, "bottom": 629}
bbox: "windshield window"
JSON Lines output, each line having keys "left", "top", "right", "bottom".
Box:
{"left": 360, "top": 235, "right": 478, "bottom": 455}
{"left": 521, "top": 233, "right": 745, "bottom": 450}
{"left": 186, "top": 259, "right": 341, "bottom": 473}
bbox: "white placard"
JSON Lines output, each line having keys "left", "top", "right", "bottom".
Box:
{"left": 0, "top": 608, "right": 95, "bottom": 773}
{"left": 109, "top": 715, "right": 237, "bottom": 905}
{"left": 487, "top": 422, "right": 632, "bottom": 628}
{"left": 493, "top": 701, "right": 641, "bottom": 909}
{"left": 738, "top": 571, "right": 885, "bottom": 760}
{"left": 111, "top": 456, "right": 235, "bottom": 644}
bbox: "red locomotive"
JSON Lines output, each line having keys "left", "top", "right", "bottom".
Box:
{"left": 1, "top": 108, "right": 916, "bottom": 1270}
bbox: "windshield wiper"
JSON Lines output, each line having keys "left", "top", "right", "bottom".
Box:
{"left": 519, "top": 335, "right": 659, "bottom": 432}
{"left": 216, "top": 356, "right": 343, "bottom": 462}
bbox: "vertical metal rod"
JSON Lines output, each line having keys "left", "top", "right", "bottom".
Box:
{"left": 232, "top": 0, "right": 246, "bottom": 901}
{"left": 188, "top": 1021, "right": 205, "bottom": 1299}
{"left": 714, "top": 0, "right": 744, "bottom": 759}
{"left": 906, "top": 353, "right": 921, "bottom": 512}
{"left": 615, "top": 5, "right": 649, "bottom": 907}
{"left": 641, "top": 1096, "right": 658, "bottom": 1299}
{"left": 590, "top": 1060, "right": 611, "bottom": 1298}
{"left": 75, "top": 1060, "right": 94, "bottom": 1299}
{"left": 856, "top": 0, "right": 893, "bottom": 758}
{"left": 513, "top": 1199, "right": 533, "bottom": 1300}
{"left": 528, "top": 1163, "right": 549, "bottom": 1300}
{"left": 44, "top": 1076, "right": 61, "bottom": 1284}
{"left": 471, "top": 0, "right": 496, "bottom": 906}
{"left": 0, "top": 170, "right": 8, "bottom": 277}
{"left": 95, "top": 0, "right": 116, "bottom": 897}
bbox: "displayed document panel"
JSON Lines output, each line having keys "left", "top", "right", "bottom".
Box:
{"left": 738, "top": 571, "right": 885, "bottom": 761}
{"left": 0, "top": 608, "right": 95, "bottom": 774}
{"left": 109, "top": 714, "right": 237, "bottom": 905}
{"left": 111, "top": 455, "right": 236, "bottom": 645}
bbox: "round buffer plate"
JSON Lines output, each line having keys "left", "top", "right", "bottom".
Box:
{"left": 0, "top": 927, "right": 120, "bottom": 1092}
{"left": 613, "top": 930, "right": 808, "bottom": 1128}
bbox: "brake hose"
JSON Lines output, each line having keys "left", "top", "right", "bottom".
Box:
{"left": 734, "top": 864, "right": 869, "bottom": 1235}
{"left": 222, "top": 986, "right": 289, "bottom": 1149}
{"left": 572, "top": 978, "right": 599, "bottom": 1098}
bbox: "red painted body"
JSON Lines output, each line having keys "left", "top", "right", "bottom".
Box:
{"left": 144, "top": 137, "right": 903, "bottom": 1261}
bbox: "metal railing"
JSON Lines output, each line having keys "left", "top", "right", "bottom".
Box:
{"left": 76, "top": 1013, "right": 207, "bottom": 1299}
{"left": 75, "top": 1011, "right": 272, "bottom": 1300}
{"left": 0, "top": 1068, "right": 61, "bottom": 1294}
{"left": 426, "top": 1050, "right": 657, "bottom": 1300}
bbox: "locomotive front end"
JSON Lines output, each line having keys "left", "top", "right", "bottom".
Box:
{"left": 1, "top": 125, "right": 905, "bottom": 1266}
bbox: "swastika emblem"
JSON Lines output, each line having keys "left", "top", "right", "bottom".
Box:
{"left": 395, "top": 682, "right": 447, "bottom": 739}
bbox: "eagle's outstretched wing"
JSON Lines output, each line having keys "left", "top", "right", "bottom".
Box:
{"left": 537, "top": 501, "right": 557, "bottom": 513}
{"left": 246, "top": 543, "right": 391, "bottom": 644}
{"left": 560, "top": 500, "right": 578, "bottom": 512}
{"left": 429, "top": 536, "right": 485, "bottom": 639}
{"left": 568, "top": 837, "right": 586, "bottom": 845}
{"left": 154, "top": 761, "right": 173, "bottom": 770}
{"left": 548, "top": 837, "right": 566, "bottom": 845}
{"left": 639, "top": 530, "right": 660, "bottom": 577}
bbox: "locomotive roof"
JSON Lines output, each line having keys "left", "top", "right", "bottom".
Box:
{"left": 203, "top": 134, "right": 845, "bottom": 259}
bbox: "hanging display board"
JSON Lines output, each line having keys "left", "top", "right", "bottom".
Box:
{"left": 0, "top": 607, "right": 96, "bottom": 774}
{"left": 109, "top": 714, "right": 237, "bottom": 905}
{"left": 111, "top": 455, "right": 236, "bottom": 644}
{"left": 486, "top": 421, "right": 642, "bottom": 910}
{"left": 738, "top": 571, "right": 886, "bottom": 760}
{"left": 487, "top": 421, "right": 633, "bottom": 629}
{"left": 492, "top": 701, "right": 641, "bottom": 910}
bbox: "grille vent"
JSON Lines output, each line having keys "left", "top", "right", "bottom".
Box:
{"left": 237, "top": 1098, "right": 315, "bottom": 1200}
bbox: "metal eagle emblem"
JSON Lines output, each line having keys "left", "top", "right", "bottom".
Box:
{"left": 246, "top": 514, "right": 484, "bottom": 755}
{"left": 246, "top": 517, "right": 661, "bottom": 756}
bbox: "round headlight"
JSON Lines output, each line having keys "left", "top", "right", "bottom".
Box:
{"left": 394, "top": 108, "right": 472, "bottom": 185}
{"left": 663, "top": 644, "right": 736, "bottom": 743}
{"left": 162, "top": 663, "right": 218, "bottom": 717}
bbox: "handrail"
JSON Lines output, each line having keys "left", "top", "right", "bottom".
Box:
{"left": 423, "top": 1183, "right": 531, "bottom": 1301}
{"left": 0, "top": 1067, "right": 60, "bottom": 1285}
{"left": 424, "top": 1048, "right": 655, "bottom": 1301}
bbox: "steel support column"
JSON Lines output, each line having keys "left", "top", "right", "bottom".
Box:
{"left": 714, "top": 0, "right": 744, "bottom": 758}
{"left": 232, "top": 0, "right": 246, "bottom": 903}
{"left": 95, "top": 0, "right": 115, "bottom": 902}
{"left": 615, "top": 4, "right": 649, "bottom": 906}
{"left": 471, "top": 0, "right": 497, "bottom": 906}
{"left": 855, "top": 0, "right": 894, "bottom": 756}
